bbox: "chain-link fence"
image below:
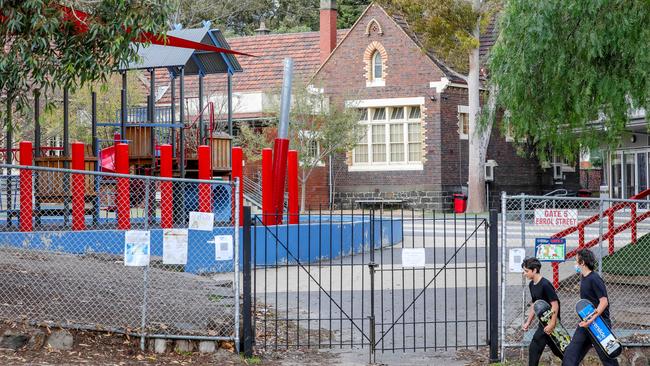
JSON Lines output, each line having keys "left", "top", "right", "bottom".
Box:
{"left": 500, "top": 193, "right": 650, "bottom": 360}
{"left": 0, "top": 164, "right": 240, "bottom": 347}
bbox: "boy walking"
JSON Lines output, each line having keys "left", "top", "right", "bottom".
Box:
{"left": 563, "top": 248, "right": 618, "bottom": 366}
{"left": 522, "top": 257, "right": 564, "bottom": 366}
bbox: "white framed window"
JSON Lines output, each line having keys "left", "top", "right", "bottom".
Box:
{"left": 299, "top": 130, "right": 324, "bottom": 167}
{"left": 458, "top": 105, "right": 469, "bottom": 140}
{"left": 351, "top": 106, "right": 424, "bottom": 171}
{"left": 372, "top": 51, "right": 383, "bottom": 81}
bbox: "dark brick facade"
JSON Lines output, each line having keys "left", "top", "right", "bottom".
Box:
{"left": 313, "top": 4, "right": 580, "bottom": 210}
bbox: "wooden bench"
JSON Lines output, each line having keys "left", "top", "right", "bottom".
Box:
{"left": 355, "top": 199, "right": 404, "bottom": 210}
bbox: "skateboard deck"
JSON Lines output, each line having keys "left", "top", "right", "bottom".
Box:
{"left": 575, "top": 299, "right": 622, "bottom": 359}
{"left": 533, "top": 299, "right": 571, "bottom": 354}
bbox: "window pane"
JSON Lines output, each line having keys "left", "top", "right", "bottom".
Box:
{"left": 371, "top": 125, "right": 386, "bottom": 162}
{"left": 391, "top": 143, "right": 404, "bottom": 162}
{"left": 373, "top": 108, "right": 386, "bottom": 120}
{"left": 391, "top": 107, "right": 404, "bottom": 120}
{"left": 409, "top": 106, "right": 421, "bottom": 119}
{"left": 408, "top": 123, "right": 420, "bottom": 142}
{"left": 459, "top": 113, "right": 469, "bottom": 135}
{"left": 373, "top": 52, "right": 382, "bottom": 79}
{"left": 408, "top": 143, "right": 421, "bottom": 161}
{"left": 359, "top": 108, "right": 368, "bottom": 121}
{"left": 355, "top": 145, "right": 368, "bottom": 163}
{"left": 389, "top": 124, "right": 404, "bottom": 142}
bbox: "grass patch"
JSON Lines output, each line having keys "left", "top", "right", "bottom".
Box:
{"left": 241, "top": 355, "right": 262, "bottom": 364}
{"left": 602, "top": 233, "right": 650, "bottom": 276}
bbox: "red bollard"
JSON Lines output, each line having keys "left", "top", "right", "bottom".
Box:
{"left": 115, "top": 143, "right": 130, "bottom": 230}
{"left": 159, "top": 144, "right": 173, "bottom": 228}
{"left": 271, "top": 138, "right": 290, "bottom": 224}
{"left": 71, "top": 142, "right": 86, "bottom": 230}
{"left": 19, "top": 141, "right": 33, "bottom": 232}
{"left": 232, "top": 147, "right": 244, "bottom": 226}
{"left": 288, "top": 150, "right": 299, "bottom": 224}
{"left": 262, "top": 148, "right": 273, "bottom": 225}
{"left": 198, "top": 145, "right": 211, "bottom": 213}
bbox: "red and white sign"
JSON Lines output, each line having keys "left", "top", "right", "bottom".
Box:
{"left": 534, "top": 209, "right": 578, "bottom": 227}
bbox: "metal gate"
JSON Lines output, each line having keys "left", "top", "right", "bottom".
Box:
{"left": 245, "top": 206, "right": 496, "bottom": 361}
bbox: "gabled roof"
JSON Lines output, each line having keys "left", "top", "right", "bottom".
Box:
{"left": 226, "top": 30, "right": 348, "bottom": 91}
{"left": 126, "top": 27, "right": 242, "bottom": 75}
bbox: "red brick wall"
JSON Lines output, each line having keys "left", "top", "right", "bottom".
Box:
{"left": 315, "top": 4, "right": 445, "bottom": 195}
{"left": 243, "top": 156, "right": 329, "bottom": 209}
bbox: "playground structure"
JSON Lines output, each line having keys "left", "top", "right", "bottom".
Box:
{"left": 1, "top": 18, "right": 304, "bottom": 232}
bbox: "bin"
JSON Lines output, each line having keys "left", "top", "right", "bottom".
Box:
{"left": 577, "top": 189, "right": 592, "bottom": 198}
{"left": 453, "top": 193, "right": 467, "bottom": 213}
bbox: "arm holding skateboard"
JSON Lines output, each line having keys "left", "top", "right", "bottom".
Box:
{"left": 579, "top": 297, "right": 608, "bottom": 328}
{"left": 544, "top": 300, "right": 559, "bottom": 334}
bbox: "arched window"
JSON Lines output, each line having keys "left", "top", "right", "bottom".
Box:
{"left": 372, "top": 51, "right": 383, "bottom": 80}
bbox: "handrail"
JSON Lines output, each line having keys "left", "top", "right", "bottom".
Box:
{"left": 550, "top": 188, "right": 650, "bottom": 288}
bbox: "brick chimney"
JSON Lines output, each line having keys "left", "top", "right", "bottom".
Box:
{"left": 320, "top": 0, "right": 337, "bottom": 64}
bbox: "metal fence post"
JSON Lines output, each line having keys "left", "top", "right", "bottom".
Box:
{"left": 233, "top": 179, "right": 241, "bottom": 353}
{"left": 242, "top": 205, "right": 253, "bottom": 357}
{"left": 500, "top": 192, "right": 507, "bottom": 362}
{"left": 489, "top": 209, "right": 499, "bottom": 362}
{"left": 598, "top": 196, "right": 604, "bottom": 274}
{"left": 368, "top": 208, "right": 377, "bottom": 364}
{"left": 140, "top": 179, "right": 151, "bottom": 351}
{"left": 140, "top": 178, "right": 150, "bottom": 351}
{"left": 519, "top": 195, "right": 525, "bottom": 247}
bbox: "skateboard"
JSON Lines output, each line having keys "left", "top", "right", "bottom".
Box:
{"left": 533, "top": 299, "right": 572, "bottom": 354}
{"left": 575, "top": 299, "right": 622, "bottom": 358}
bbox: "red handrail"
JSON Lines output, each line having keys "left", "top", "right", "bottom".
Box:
{"left": 550, "top": 188, "right": 650, "bottom": 288}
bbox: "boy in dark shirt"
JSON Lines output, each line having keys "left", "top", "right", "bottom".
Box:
{"left": 522, "top": 257, "right": 563, "bottom": 366}
{"left": 562, "top": 249, "right": 618, "bottom": 366}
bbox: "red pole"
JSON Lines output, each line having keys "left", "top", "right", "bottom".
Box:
{"left": 232, "top": 147, "right": 244, "bottom": 226}
{"left": 288, "top": 150, "right": 299, "bottom": 224}
{"left": 552, "top": 263, "right": 559, "bottom": 289}
{"left": 113, "top": 132, "right": 121, "bottom": 145}
{"left": 198, "top": 145, "right": 212, "bottom": 213}
{"left": 159, "top": 144, "right": 173, "bottom": 228}
{"left": 262, "top": 148, "right": 273, "bottom": 225}
{"left": 608, "top": 211, "right": 614, "bottom": 254}
{"left": 19, "top": 141, "right": 33, "bottom": 232}
{"left": 71, "top": 142, "right": 86, "bottom": 230}
{"left": 631, "top": 203, "right": 637, "bottom": 244}
{"left": 271, "top": 138, "right": 290, "bottom": 224}
{"left": 116, "top": 143, "right": 130, "bottom": 230}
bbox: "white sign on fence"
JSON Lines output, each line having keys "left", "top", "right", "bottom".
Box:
{"left": 189, "top": 211, "right": 214, "bottom": 231}
{"left": 534, "top": 209, "right": 578, "bottom": 227}
{"left": 163, "top": 229, "right": 188, "bottom": 265}
{"left": 401, "top": 248, "right": 426, "bottom": 268}
{"left": 214, "top": 235, "right": 234, "bottom": 261}
{"left": 509, "top": 248, "right": 526, "bottom": 273}
{"left": 124, "top": 230, "right": 150, "bottom": 267}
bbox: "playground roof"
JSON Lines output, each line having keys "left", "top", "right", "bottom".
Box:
{"left": 125, "top": 27, "right": 243, "bottom": 75}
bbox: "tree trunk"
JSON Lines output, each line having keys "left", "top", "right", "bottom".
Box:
{"left": 467, "top": 0, "right": 486, "bottom": 213}
{"left": 300, "top": 170, "right": 307, "bottom": 213}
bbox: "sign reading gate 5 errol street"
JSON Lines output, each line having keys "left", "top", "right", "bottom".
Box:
{"left": 534, "top": 209, "right": 578, "bottom": 226}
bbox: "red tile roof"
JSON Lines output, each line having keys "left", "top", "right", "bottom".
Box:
{"left": 152, "top": 30, "right": 348, "bottom": 104}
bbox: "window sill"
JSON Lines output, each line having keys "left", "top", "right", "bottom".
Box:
{"left": 366, "top": 79, "right": 385, "bottom": 87}
{"left": 348, "top": 163, "right": 423, "bottom": 172}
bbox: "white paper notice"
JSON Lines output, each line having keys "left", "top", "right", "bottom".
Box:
{"left": 189, "top": 211, "right": 214, "bottom": 231}
{"left": 401, "top": 248, "right": 426, "bottom": 268}
{"left": 214, "top": 235, "right": 234, "bottom": 261}
{"left": 509, "top": 248, "right": 526, "bottom": 273}
{"left": 163, "top": 229, "right": 188, "bottom": 265}
{"left": 124, "top": 230, "right": 150, "bottom": 267}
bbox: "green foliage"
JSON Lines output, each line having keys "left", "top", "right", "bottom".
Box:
{"left": 378, "top": 0, "right": 483, "bottom": 73}
{"left": 38, "top": 72, "right": 144, "bottom": 145}
{"left": 489, "top": 0, "right": 650, "bottom": 162}
{"left": 0, "top": 0, "right": 172, "bottom": 130}
{"left": 602, "top": 233, "right": 650, "bottom": 276}
{"left": 172, "top": 0, "right": 370, "bottom": 35}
